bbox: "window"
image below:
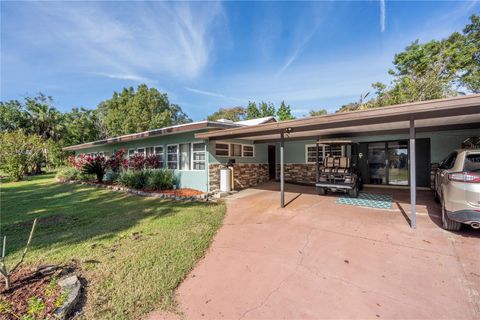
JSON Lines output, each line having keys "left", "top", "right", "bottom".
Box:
{"left": 137, "top": 147, "right": 145, "bottom": 155}
{"left": 155, "top": 146, "right": 164, "bottom": 167}
{"left": 98, "top": 152, "right": 104, "bottom": 157}
{"left": 242, "top": 145, "right": 254, "bottom": 157}
{"left": 215, "top": 143, "right": 229, "bottom": 156}
{"left": 128, "top": 149, "right": 135, "bottom": 158}
{"left": 306, "top": 145, "right": 321, "bottom": 164}
{"left": 179, "top": 143, "right": 191, "bottom": 170}
{"left": 464, "top": 154, "right": 480, "bottom": 173}
{"left": 440, "top": 152, "right": 457, "bottom": 170}
{"left": 167, "top": 145, "right": 178, "bottom": 169}
{"left": 192, "top": 143, "right": 206, "bottom": 170}
{"left": 230, "top": 144, "right": 242, "bottom": 157}
{"left": 146, "top": 147, "right": 154, "bottom": 155}
{"left": 325, "top": 145, "right": 343, "bottom": 157}
{"left": 305, "top": 145, "right": 344, "bottom": 164}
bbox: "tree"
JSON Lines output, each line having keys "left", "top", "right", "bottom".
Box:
{"left": 246, "top": 101, "right": 261, "bottom": 119}
{"left": 277, "top": 101, "right": 295, "bottom": 121}
{"left": 336, "top": 14, "right": 479, "bottom": 112}
{"left": 63, "top": 107, "right": 103, "bottom": 146}
{"left": 0, "top": 100, "right": 30, "bottom": 132}
{"left": 0, "top": 131, "right": 45, "bottom": 180}
{"left": 207, "top": 107, "right": 247, "bottom": 122}
{"left": 97, "top": 84, "right": 192, "bottom": 137}
{"left": 259, "top": 101, "right": 276, "bottom": 117}
{"left": 309, "top": 109, "right": 328, "bottom": 116}
{"left": 25, "top": 93, "right": 65, "bottom": 141}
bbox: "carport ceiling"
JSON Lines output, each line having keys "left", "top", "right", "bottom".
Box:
{"left": 195, "top": 94, "right": 480, "bottom": 142}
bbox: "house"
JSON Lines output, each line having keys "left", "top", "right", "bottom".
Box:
{"left": 64, "top": 95, "right": 480, "bottom": 215}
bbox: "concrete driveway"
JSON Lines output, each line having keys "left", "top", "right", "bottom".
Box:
{"left": 151, "top": 182, "right": 480, "bottom": 319}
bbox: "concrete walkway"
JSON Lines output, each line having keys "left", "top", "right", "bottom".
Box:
{"left": 150, "top": 182, "right": 480, "bottom": 319}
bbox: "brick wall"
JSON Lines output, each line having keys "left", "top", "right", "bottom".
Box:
{"left": 209, "top": 163, "right": 269, "bottom": 191}
{"left": 276, "top": 163, "right": 317, "bottom": 185}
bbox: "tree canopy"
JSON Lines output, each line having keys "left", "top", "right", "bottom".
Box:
{"left": 97, "top": 84, "right": 191, "bottom": 137}
{"left": 276, "top": 101, "right": 295, "bottom": 121}
{"left": 207, "top": 106, "right": 246, "bottom": 122}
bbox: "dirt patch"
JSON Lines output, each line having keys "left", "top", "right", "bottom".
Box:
{"left": 0, "top": 267, "right": 64, "bottom": 319}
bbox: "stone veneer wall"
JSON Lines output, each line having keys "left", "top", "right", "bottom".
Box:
{"left": 275, "top": 163, "right": 317, "bottom": 185}
{"left": 209, "top": 163, "right": 269, "bottom": 191}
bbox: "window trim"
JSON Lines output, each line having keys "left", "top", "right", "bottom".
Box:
{"left": 305, "top": 144, "right": 344, "bottom": 164}
{"left": 191, "top": 142, "right": 206, "bottom": 171}
{"left": 154, "top": 145, "right": 165, "bottom": 168}
{"left": 242, "top": 144, "right": 255, "bottom": 158}
{"left": 167, "top": 144, "right": 179, "bottom": 170}
{"left": 136, "top": 147, "right": 146, "bottom": 156}
{"left": 215, "top": 141, "right": 254, "bottom": 158}
{"left": 215, "top": 142, "right": 230, "bottom": 157}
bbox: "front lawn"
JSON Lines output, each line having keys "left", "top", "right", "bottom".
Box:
{"left": 0, "top": 174, "right": 225, "bottom": 319}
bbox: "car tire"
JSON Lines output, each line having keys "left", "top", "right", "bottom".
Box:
{"left": 348, "top": 185, "right": 359, "bottom": 198}
{"left": 441, "top": 199, "right": 461, "bottom": 231}
{"left": 318, "top": 187, "right": 327, "bottom": 195}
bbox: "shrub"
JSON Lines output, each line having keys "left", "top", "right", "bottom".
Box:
{"left": 147, "top": 169, "right": 175, "bottom": 190}
{"left": 69, "top": 153, "right": 93, "bottom": 170}
{"left": 145, "top": 154, "right": 162, "bottom": 169}
{"left": 129, "top": 154, "right": 145, "bottom": 170}
{"left": 55, "top": 167, "right": 80, "bottom": 182}
{"left": 82, "top": 156, "right": 106, "bottom": 182}
{"left": 118, "top": 170, "right": 149, "bottom": 189}
{"left": 106, "top": 149, "right": 128, "bottom": 172}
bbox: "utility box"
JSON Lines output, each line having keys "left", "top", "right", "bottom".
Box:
{"left": 220, "top": 168, "right": 232, "bottom": 192}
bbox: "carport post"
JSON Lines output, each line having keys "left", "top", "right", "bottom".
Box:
{"left": 280, "top": 132, "right": 285, "bottom": 208}
{"left": 409, "top": 118, "right": 416, "bottom": 229}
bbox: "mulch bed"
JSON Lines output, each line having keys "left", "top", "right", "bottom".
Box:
{"left": 142, "top": 188, "right": 204, "bottom": 197}
{"left": 0, "top": 267, "right": 62, "bottom": 319}
{"left": 80, "top": 180, "right": 205, "bottom": 197}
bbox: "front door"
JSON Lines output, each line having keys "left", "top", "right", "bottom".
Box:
{"left": 268, "top": 145, "right": 276, "bottom": 180}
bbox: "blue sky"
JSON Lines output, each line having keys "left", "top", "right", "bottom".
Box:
{"left": 1, "top": 1, "right": 478, "bottom": 120}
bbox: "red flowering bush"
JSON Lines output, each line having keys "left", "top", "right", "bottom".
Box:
{"left": 68, "top": 153, "right": 93, "bottom": 170}
{"left": 129, "top": 153, "right": 145, "bottom": 170}
{"left": 145, "top": 154, "right": 162, "bottom": 169}
{"left": 106, "top": 149, "right": 128, "bottom": 172}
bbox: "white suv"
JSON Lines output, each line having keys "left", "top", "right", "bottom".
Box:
{"left": 434, "top": 149, "right": 480, "bottom": 231}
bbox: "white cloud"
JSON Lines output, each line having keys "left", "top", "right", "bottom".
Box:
{"left": 185, "top": 87, "right": 228, "bottom": 98}
{"left": 97, "top": 73, "right": 158, "bottom": 83}
{"left": 380, "top": 0, "right": 386, "bottom": 32}
{"left": 31, "top": 2, "right": 224, "bottom": 80}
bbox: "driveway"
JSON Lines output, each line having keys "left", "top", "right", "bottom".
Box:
{"left": 151, "top": 182, "right": 480, "bottom": 319}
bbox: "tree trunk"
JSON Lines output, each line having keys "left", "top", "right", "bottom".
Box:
{"left": 4, "top": 275, "right": 10, "bottom": 290}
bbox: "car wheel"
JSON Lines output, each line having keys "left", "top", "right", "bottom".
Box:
{"left": 441, "top": 199, "right": 461, "bottom": 231}
{"left": 348, "top": 185, "right": 359, "bottom": 198}
{"left": 318, "top": 187, "right": 327, "bottom": 195}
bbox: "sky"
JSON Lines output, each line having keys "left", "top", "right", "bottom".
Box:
{"left": 1, "top": 1, "right": 479, "bottom": 120}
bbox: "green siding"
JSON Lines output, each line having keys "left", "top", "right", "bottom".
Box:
{"left": 208, "top": 139, "right": 269, "bottom": 164}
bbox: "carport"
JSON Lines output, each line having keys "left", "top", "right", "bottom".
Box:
{"left": 196, "top": 95, "right": 480, "bottom": 228}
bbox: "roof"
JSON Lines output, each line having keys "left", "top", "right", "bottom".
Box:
{"left": 235, "top": 116, "right": 277, "bottom": 126}
{"left": 195, "top": 94, "right": 480, "bottom": 143}
{"left": 63, "top": 121, "right": 242, "bottom": 151}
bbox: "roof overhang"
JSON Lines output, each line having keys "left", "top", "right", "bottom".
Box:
{"left": 195, "top": 95, "right": 480, "bottom": 143}
{"left": 63, "top": 121, "right": 242, "bottom": 151}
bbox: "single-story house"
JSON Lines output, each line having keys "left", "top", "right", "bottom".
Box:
{"left": 64, "top": 95, "right": 480, "bottom": 227}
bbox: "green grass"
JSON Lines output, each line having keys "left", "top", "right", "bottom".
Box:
{"left": 0, "top": 174, "right": 226, "bottom": 319}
